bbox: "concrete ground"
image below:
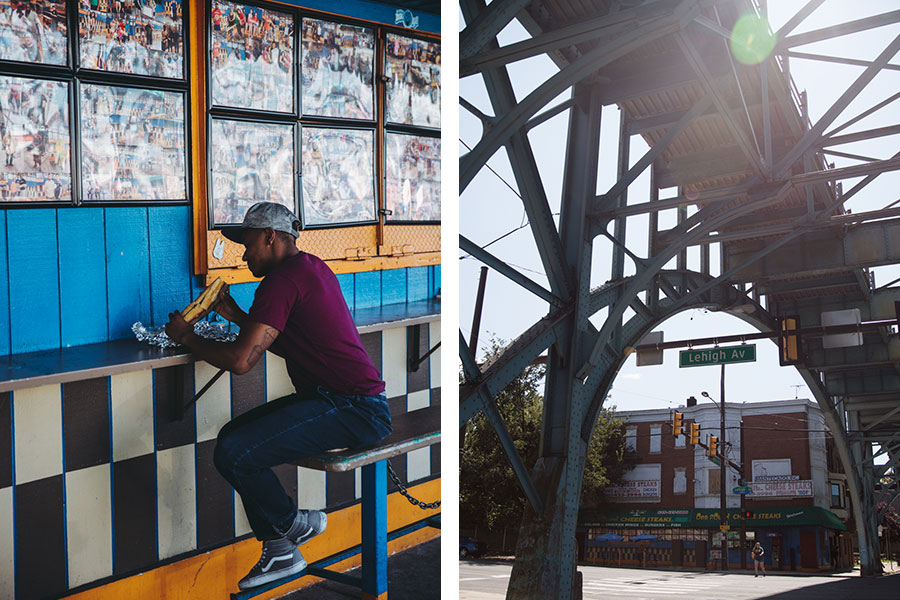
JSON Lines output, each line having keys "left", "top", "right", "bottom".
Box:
{"left": 460, "top": 560, "right": 900, "bottom": 599}
{"left": 282, "top": 537, "right": 441, "bottom": 599}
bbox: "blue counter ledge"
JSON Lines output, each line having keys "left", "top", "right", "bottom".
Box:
{"left": 0, "top": 298, "right": 440, "bottom": 393}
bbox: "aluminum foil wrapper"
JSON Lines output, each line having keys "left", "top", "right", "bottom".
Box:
{"left": 132, "top": 320, "right": 238, "bottom": 348}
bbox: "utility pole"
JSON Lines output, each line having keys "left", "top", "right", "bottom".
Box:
{"left": 720, "top": 363, "right": 727, "bottom": 571}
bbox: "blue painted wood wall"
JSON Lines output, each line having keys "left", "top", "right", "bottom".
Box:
{"left": 0, "top": 206, "right": 440, "bottom": 355}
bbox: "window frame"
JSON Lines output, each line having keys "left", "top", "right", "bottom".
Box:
{"left": 649, "top": 424, "right": 662, "bottom": 454}
{"left": 830, "top": 483, "right": 842, "bottom": 508}
{"left": 0, "top": 0, "right": 193, "bottom": 209}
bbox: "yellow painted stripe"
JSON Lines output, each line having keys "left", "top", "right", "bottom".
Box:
{"left": 63, "top": 479, "right": 440, "bottom": 600}
{"left": 207, "top": 252, "right": 442, "bottom": 285}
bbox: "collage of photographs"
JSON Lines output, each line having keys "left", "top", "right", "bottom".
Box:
{"left": 80, "top": 83, "right": 185, "bottom": 200}
{"left": 0, "top": 0, "right": 68, "bottom": 65}
{"left": 209, "top": 117, "right": 294, "bottom": 225}
{"left": 210, "top": 0, "right": 293, "bottom": 112}
{"left": 0, "top": 75, "right": 71, "bottom": 201}
{"left": 300, "top": 18, "right": 374, "bottom": 120}
{"left": 78, "top": 0, "right": 184, "bottom": 78}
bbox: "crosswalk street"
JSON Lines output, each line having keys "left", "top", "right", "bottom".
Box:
{"left": 582, "top": 575, "right": 726, "bottom": 598}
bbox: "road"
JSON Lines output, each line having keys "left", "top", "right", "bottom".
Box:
{"left": 459, "top": 561, "right": 900, "bottom": 599}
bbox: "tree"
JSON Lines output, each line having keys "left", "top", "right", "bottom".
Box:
{"left": 460, "top": 338, "right": 632, "bottom": 534}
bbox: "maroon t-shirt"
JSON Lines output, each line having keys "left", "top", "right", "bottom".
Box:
{"left": 247, "top": 252, "right": 385, "bottom": 397}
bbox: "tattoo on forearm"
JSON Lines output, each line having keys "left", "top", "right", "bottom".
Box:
{"left": 246, "top": 326, "right": 278, "bottom": 368}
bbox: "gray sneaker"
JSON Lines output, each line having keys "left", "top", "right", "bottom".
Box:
{"left": 238, "top": 540, "right": 306, "bottom": 591}
{"left": 282, "top": 510, "right": 328, "bottom": 546}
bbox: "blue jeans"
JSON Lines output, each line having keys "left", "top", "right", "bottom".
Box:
{"left": 213, "top": 386, "right": 392, "bottom": 540}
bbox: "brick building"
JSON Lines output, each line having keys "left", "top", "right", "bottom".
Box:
{"left": 579, "top": 398, "right": 853, "bottom": 572}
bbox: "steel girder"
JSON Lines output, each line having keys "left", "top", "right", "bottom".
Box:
{"left": 459, "top": 1, "right": 900, "bottom": 593}
{"left": 459, "top": 0, "right": 704, "bottom": 190}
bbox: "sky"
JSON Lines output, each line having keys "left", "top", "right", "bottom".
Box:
{"left": 459, "top": 1, "right": 900, "bottom": 414}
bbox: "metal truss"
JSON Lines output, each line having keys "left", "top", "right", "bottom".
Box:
{"left": 460, "top": 1, "right": 900, "bottom": 596}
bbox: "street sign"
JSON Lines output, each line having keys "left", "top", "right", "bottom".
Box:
{"left": 708, "top": 455, "right": 721, "bottom": 466}
{"left": 679, "top": 344, "right": 757, "bottom": 368}
{"left": 733, "top": 486, "right": 753, "bottom": 494}
{"left": 720, "top": 525, "right": 731, "bottom": 532}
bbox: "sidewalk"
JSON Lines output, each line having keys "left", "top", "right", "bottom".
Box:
{"left": 282, "top": 537, "right": 441, "bottom": 599}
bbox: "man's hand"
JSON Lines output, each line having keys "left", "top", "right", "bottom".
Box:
{"left": 211, "top": 284, "right": 247, "bottom": 326}
{"left": 165, "top": 311, "right": 194, "bottom": 345}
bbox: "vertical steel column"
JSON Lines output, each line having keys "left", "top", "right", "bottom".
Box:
{"left": 611, "top": 110, "right": 630, "bottom": 282}
{"left": 507, "top": 81, "right": 602, "bottom": 600}
{"left": 648, "top": 161, "right": 661, "bottom": 311}
{"left": 848, "top": 409, "right": 882, "bottom": 575}
{"left": 361, "top": 460, "right": 388, "bottom": 600}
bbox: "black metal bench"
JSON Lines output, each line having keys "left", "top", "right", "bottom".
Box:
{"left": 230, "top": 404, "right": 441, "bottom": 600}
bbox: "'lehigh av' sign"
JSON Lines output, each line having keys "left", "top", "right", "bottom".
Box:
{"left": 680, "top": 344, "right": 757, "bottom": 368}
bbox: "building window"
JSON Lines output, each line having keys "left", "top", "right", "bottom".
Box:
{"left": 649, "top": 425, "right": 661, "bottom": 453}
{"left": 831, "top": 483, "right": 842, "bottom": 508}
{"left": 626, "top": 426, "right": 637, "bottom": 452}
{"left": 0, "top": 1, "right": 188, "bottom": 206}
{"left": 675, "top": 427, "right": 686, "bottom": 448}
{"left": 709, "top": 468, "right": 720, "bottom": 494}
{"left": 673, "top": 468, "right": 687, "bottom": 495}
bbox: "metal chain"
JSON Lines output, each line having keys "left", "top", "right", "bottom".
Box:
{"left": 387, "top": 460, "right": 441, "bottom": 510}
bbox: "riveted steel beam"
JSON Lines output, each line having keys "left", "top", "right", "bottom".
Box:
{"left": 459, "top": 0, "right": 532, "bottom": 61}
{"left": 780, "top": 9, "right": 900, "bottom": 49}
{"left": 460, "top": 234, "right": 565, "bottom": 307}
{"left": 775, "top": 31, "right": 900, "bottom": 178}
{"left": 460, "top": 0, "right": 701, "bottom": 191}
{"left": 460, "top": 1, "right": 678, "bottom": 77}
{"left": 459, "top": 332, "right": 544, "bottom": 515}
{"left": 461, "top": 0, "right": 572, "bottom": 298}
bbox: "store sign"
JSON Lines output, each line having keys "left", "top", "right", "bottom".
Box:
{"left": 748, "top": 479, "right": 813, "bottom": 498}
{"left": 605, "top": 479, "right": 661, "bottom": 501}
{"left": 756, "top": 475, "right": 800, "bottom": 481}
{"left": 581, "top": 506, "right": 845, "bottom": 530}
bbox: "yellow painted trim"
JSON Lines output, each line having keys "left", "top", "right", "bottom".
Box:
{"left": 63, "top": 479, "right": 440, "bottom": 600}
{"left": 189, "top": 1, "right": 209, "bottom": 275}
{"left": 207, "top": 252, "right": 441, "bottom": 285}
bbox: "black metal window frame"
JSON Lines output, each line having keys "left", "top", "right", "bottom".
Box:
{"left": 0, "top": 0, "right": 192, "bottom": 209}
{"left": 205, "top": 0, "right": 440, "bottom": 231}
{"left": 380, "top": 28, "right": 440, "bottom": 226}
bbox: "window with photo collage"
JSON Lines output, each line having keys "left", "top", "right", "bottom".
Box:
{"left": 209, "top": 3, "right": 440, "bottom": 228}
{"left": 0, "top": 0, "right": 188, "bottom": 204}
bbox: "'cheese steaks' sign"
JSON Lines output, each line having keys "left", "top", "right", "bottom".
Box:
{"left": 748, "top": 479, "right": 813, "bottom": 498}
{"left": 679, "top": 344, "right": 757, "bottom": 368}
{"left": 605, "top": 479, "right": 661, "bottom": 502}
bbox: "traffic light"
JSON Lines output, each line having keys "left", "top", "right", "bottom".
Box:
{"left": 689, "top": 422, "right": 700, "bottom": 445}
{"left": 672, "top": 411, "right": 684, "bottom": 437}
{"left": 777, "top": 315, "right": 802, "bottom": 366}
{"left": 707, "top": 435, "right": 718, "bottom": 457}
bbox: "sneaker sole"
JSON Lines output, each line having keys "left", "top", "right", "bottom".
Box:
{"left": 295, "top": 512, "right": 327, "bottom": 546}
{"left": 238, "top": 559, "right": 307, "bottom": 591}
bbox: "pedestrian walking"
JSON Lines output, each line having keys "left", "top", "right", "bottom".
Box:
{"left": 752, "top": 541, "right": 766, "bottom": 577}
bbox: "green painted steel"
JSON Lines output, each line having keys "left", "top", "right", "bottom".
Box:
{"left": 679, "top": 344, "right": 757, "bottom": 367}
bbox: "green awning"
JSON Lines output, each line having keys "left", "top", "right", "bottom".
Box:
{"left": 580, "top": 506, "right": 846, "bottom": 531}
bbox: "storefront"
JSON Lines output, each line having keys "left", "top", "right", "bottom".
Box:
{"left": 580, "top": 506, "right": 847, "bottom": 572}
